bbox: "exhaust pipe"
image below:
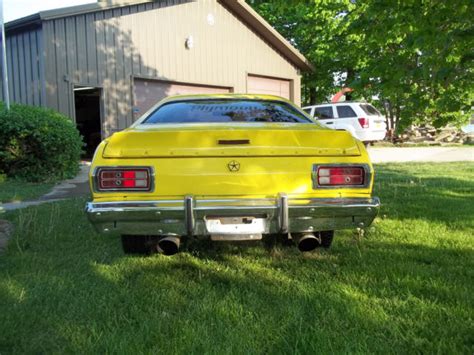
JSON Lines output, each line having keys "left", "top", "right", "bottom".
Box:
{"left": 296, "top": 233, "right": 321, "bottom": 252}
{"left": 157, "top": 236, "right": 180, "bottom": 256}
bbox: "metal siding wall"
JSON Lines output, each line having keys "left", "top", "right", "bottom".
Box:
{"left": 17, "top": 35, "right": 27, "bottom": 103}
{"left": 85, "top": 13, "right": 98, "bottom": 84}
{"left": 41, "top": 0, "right": 301, "bottom": 136}
{"left": 54, "top": 19, "right": 70, "bottom": 116}
{"left": 30, "top": 31, "right": 40, "bottom": 105}
{"left": 123, "top": 0, "right": 300, "bottom": 97}
{"left": 43, "top": 22, "right": 59, "bottom": 111}
{"left": 1, "top": 28, "right": 44, "bottom": 106}
{"left": 75, "top": 15, "right": 87, "bottom": 84}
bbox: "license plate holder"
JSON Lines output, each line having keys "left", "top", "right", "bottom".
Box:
{"left": 210, "top": 234, "right": 262, "bottom": 241}
{"left": 205, "top": 216, "right": 266, "bottom": 241}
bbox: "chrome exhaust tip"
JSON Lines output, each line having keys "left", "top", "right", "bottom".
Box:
{"left": 157, "top": 236, "right": 180, "bottom": 256}
{"left": 297, "top": 233, "right": 321, "bottom": 252}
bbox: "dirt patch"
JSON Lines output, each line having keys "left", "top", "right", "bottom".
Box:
{"left": 0, "top": 220, "right": 14, "bottom": 253}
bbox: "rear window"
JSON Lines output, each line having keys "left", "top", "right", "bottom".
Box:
{"left": 142, "top": 100, "right": 312, "bottom": 124}
{"left": 336, "top": 105, "right": 357, "bottom": 118}
{"left": 359, "top": 104, "right": 382, "bottom": 116}
{"left": 314, "top": 106, "right": 333, "bottom": 119}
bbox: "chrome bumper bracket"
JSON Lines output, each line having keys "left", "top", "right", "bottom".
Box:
{"left": 279, "top": 193, "right": 289, "bottom": 234}
{"left": 185, "top": 195, "right": 194, "bottom": 237}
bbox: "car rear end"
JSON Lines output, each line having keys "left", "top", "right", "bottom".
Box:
{"left": 86, "top": 95, "right": 380, "bottom": 254}
{"left": 354, "top": 103, "right": 387, "bottom": 142}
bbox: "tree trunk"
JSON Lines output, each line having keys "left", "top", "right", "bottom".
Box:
{"left": 381, "top": 99, "right": 391, "bottom": 130}
{"left": 309, "top": 87, "right": 317, "bottom": 105}
{"left": 393, "top": 102, "right": 401, "bottom": 134}
{"left": 388, "top": 103, "right": 395, "bottom": 142}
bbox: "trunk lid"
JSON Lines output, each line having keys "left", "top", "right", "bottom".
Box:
{"left": 103, "top": 123, "right": 361, "bottom": 158}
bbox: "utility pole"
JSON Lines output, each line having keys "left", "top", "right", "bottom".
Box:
{"left": 0, "top": 0, "right": 10, "bottom": 110}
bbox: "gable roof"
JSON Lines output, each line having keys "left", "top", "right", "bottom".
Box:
{"left": 5, "top": 0, "right": 148, "bottom": 31}
{"left": 6, "top": 0, "right": 313, "bottom": 72}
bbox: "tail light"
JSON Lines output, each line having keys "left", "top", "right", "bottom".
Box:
{"left": 95, "top": 167, "right": 152, "bottom": 191}
{"left": 358, "top": 118, "right": 369, "bottom": 128}
{"left": 313, "top": 165, "right": 369, "bottom": 188}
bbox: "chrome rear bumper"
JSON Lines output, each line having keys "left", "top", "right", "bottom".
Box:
{"left": 86, "top": 195, "right": 380, "bottom": 237}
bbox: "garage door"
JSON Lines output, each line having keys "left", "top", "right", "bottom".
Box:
{"left": 133, "top": 79, "right": 232, "bottom": 118}
{"left": 247, "top": 75, "right": 291, "bottom": 100}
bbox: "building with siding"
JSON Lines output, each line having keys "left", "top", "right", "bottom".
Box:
{"left": 2, "top": 0, "right": 312, "bottom": 154}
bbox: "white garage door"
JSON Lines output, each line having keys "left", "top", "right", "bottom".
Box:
{"left": 133, "top": 79, "right": 232, "bottom": 118}
{"left": 247, "top": 75, "right": 291, "bottom": 100}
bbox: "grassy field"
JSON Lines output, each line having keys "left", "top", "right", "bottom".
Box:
{"left": 0, "top": 163, "right": 473, "bottom": 353}
{"left": 0, "top": 179, "right": 54, "bottom": 203}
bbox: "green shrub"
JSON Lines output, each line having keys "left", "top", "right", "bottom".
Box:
{"left": 0, "top": 103, "right": 83, "bottom": 182}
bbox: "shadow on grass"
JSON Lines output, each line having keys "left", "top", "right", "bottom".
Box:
{"left": 1, "top": 211, "right": 472, "bottom": 353}
{"left": 3, "top": 238, "right": 472, "bottom": 353}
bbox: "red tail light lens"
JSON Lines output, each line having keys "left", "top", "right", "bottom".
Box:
{"left": 358, "top": 118, "right": 369, "bottom": 128}
{"left": 316, "top": 166, "right": 367, "bottom": 187}
{"left": 96, "top": 168, "right": 152, "bottom": 191}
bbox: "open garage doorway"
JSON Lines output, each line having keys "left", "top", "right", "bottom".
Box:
{"left": 74, "top": 87, "right": 103, "bottom": 159}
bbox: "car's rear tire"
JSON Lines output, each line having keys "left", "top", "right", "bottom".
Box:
{"left": 121, "top": 235, "right": 159, "bottom": 255}
{"left": 320, "top": 231, "right": 334, "bottom": 248}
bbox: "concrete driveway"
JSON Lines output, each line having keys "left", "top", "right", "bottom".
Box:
{"left": 1, "top": 163, "right": 91, "bottom": 212}
{"left": 367, "top": 147, "right": 474, "bottom": 163}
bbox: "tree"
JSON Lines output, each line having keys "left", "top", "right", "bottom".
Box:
{"left": 249, "top": 0, "right": 473, "bottom": 131}
{"left": 348, "top": 0, "right": 473, "bottom": 130}
{"left": 249, "top": 0, "right": 360, "bottom": 104}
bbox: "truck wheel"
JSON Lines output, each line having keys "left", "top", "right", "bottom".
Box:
{"left": 121, "top": 235, "right": 158, "bottom": 255}
{"left": 320, "top": 231, "right": 334, "bottom": 248}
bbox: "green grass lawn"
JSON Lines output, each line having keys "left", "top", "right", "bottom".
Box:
{"left": 0, "top": 163, "right": 473, "bottom": 353}
{"left": 0, "top": 179, "right": 54, "bottom": 203}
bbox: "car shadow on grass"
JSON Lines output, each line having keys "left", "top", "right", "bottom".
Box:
{"left": 1, "top": 210, "right": 472, "bottom": 354}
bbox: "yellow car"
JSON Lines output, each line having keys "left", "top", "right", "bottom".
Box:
{"left": 86, "top": 94, "right": 379, "bottom": 255}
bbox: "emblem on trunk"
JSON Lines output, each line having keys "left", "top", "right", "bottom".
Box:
{"left": 227, "top": 160, "right": 240, "bottom": 172}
